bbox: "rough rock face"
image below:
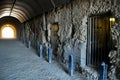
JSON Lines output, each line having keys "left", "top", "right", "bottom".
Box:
{"left": 19, "top": 0, "right": 120, "bottom": 80}
{"left": 108, "top": 22, "right": 120, "bottom": 80}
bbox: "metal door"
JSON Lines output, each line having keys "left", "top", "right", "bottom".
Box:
{"left": 87, "top": 14, "right": 112, "bottom": 68}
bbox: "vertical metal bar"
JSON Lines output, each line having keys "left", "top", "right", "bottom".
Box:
{"left": 96, "top": 17, "right": 100, "bottom": 65}
{"left": 94, "top": 17, "right": 96, "bottom": 66}
{"left": 98, "top": 17, "right": 100, "bottom": 65}
{"left": 97, "top": 16, "right": 103, "bottom": 65}
{"left": 93, "top": 17, "right": 95, "bottom": 66}
{"left": 90, "top": 17, "right": 92, "bottom": 66}
{"left": 91, "top": 17, "right": 94, "bottom": 66}
{"left": 104, "top": 17, "right": 106, "bottom": 62}
{"left": 87, "top": 17, "right": 92, "bottom": 66}
{"left": 87, "top": 18, "right": 89, "bottom": 65}
{"left": 100, "top": 17, "right": 103, "bottom": 64}
{"left": 99, "top": 17, "right": 101, "bottom": 64}
{"left": 97, "top": 17, "right": 99, "bottom": 66}
{"left": 89, "top": 17, "right": 92, "bottom": 66}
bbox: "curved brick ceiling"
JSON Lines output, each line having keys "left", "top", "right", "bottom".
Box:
{"left": 0, "top": 0, "right": 70, "bottom": 23}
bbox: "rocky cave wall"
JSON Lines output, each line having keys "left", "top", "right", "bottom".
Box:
{"left": 19, "top": 0, "right": 120, "bottom": 80}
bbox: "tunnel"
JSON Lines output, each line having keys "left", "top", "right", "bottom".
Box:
{"left": 0, "top": 0, "right": 120, "bottom": 80}
{"left": 0, "top": 16, "right": 21, "bottom": 39}
{"left": 0, "top": 24, "right": 17, "bottom": 39}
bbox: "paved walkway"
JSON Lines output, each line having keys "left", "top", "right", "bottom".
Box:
{"left": 0, "top": 40, "right": 86, "bottom": 80}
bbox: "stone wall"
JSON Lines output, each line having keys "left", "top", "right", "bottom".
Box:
{"left": 19, "top": 0, "right": 120, "bottom": 80}
{"left": 108, "top": 21, "right": 120, "bottom": 80}
{"left": 108, "top": 0, "right": 120, "bottom": 80}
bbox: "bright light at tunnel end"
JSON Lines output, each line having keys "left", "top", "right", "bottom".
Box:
{"left": 2, "top": 27, "right": 14, "bottom": 39}
{"left": 0, "top": 24, "right": 17, "bottom": 39}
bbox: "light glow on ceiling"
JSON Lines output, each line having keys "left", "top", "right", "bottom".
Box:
{"left": 0, "top": 12, "right": 9, "bottom": 18}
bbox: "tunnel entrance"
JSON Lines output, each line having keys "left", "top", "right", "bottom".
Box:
{"left": 0, "top": 24, "right": 17, "bottom": 39}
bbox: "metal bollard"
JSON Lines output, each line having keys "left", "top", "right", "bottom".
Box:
{"left": 39, "top": 44, "right": 43, "bottom": 58}
{"left": 27, "top": 40, "right": 31, "bottom": 48}
{"left": 69, "top": 54, "right": 74, "bottom": 76}
{"left": 99, "top": 62, "right": 108, "bottom": 80}
{"left": 48, "top": 48, "right": 53, "bottom": 63}
{"left": 22, "top": 39, "right": 25, "bottom": 44}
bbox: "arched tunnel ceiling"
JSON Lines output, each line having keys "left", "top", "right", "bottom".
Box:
{"left": 0, "top": 0, "right": 71, "bottom": 23}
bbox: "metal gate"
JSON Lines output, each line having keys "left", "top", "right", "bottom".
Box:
{"left": 87, "top": 13, "right": 112, "bottom": 68}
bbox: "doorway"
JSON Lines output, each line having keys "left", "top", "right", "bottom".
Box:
{"left": 0, "top": 24, "right": 17, "bottom": 39}
{"left": 87, "top": 12, "right": 115, "bottom": 68}
{"left": 50, "top": 23, "right": 59, "bottom": 57}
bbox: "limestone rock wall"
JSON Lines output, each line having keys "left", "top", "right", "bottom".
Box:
{"left": 108, "top": 0, "right": 120, "bottom": 80}
{"left": 108, "top": 22, "right": 120, "bottom": 80}
{"left": 19, "top": 0, "right": 120, "bottom": 80}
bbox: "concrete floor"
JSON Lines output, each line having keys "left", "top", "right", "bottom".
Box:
{"left": 0, "top": 40, "right": 86, "bottom": 80}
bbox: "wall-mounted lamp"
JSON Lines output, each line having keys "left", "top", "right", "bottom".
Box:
{"left": 110, "top": 18, "right": 115, "bottom": 28}
{"left": 110, "top": 18, "right": 115, "bottom": 22}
